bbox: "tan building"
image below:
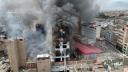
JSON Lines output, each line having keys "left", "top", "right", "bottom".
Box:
{"left": 16, "top": 38, "right": 27, "bottom": 67}
{"left": 124, "top": 68, "right": 128, "bottom": 72}
{"left": 117, "top": 25, "right": 128, "bottom": 45}
{"left": 6, "top": 38, "right": 27, "bottom": 72}
{"left": 116, "top": 25, "right": 128, "bottom": 53}
{"left": 37, "top": 54, "right": 51, "bottom": 72}
{"left": 6, "top": 39, "right": 19, "bottom": 72}
{"left": 96, "top": 26, "right": 101, "bottom": 39}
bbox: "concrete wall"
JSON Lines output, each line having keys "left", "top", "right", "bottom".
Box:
{"left": 6, "top": 38, "right": 27, "bottom": 72}
{"left": 16, "top": 38, "right": 27, "bottom": 67}
{"left": 6, "top": 39, "right": 19, "bottom": 72}
{"left": 37, "top": 59, "right": 51, "bottom": 72}
{"left": 96, "top": 26, "right": 101, "bottom": 39}
{"left": 124, "top": 29, "right": 128, "bottom": 43}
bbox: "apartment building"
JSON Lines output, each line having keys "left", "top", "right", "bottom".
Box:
{"left": 6, "top": 38, "right": 27, "bottom": 72}
{"left": 116, "top": 24, "right": 128, "bottom": 53}
{"left": 103, "top": 25, "right": 117, "bottom": 45}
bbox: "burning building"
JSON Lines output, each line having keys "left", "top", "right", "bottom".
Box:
{"left": 0, "top": 0, "right": 101, "bottom": 72}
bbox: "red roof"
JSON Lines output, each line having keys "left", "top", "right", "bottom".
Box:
{"left": 75, "top": 42, "right": 103, "bottom": 55}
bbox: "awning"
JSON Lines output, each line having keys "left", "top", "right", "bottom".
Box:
{"left": 75, "top": 42, "right": 103, "bottom": 55}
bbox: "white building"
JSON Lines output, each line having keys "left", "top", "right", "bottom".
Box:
{"left": 96, "top": 25, "right": 101, "bottom": 39}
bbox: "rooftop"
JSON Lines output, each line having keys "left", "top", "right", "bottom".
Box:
{"left": 37, "top": 54, "right": 50, "bottom": 58}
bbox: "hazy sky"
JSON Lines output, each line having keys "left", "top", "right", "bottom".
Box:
{"left": 97, "top": 0, "right": 128, "bottom": 11}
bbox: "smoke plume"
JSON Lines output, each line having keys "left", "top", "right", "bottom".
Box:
{"left": 0, "top": 0, "right": 100, "bottom": 60}
{"left": 0, "top": 0, "right": 58, "bottom": 60}
{"left": 56, "top": 0, "right": 100, "bottom": 22}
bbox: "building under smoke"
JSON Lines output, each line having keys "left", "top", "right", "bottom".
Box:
{"left": 6, "top": 38, "right": 27, "bottom": 72}
{"left": 0, "top": 0, "right": 101, "bottom": 72}
{"left": 0, "top": 0, "right": 99, "bottom": 60}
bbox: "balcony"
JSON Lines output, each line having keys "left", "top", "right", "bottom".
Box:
{"left": 117, "top": 38, "right": 123, "bottom": 42}
{"left": 117, "top": 40, "right": 123, "bottom": 45}
{"left": 118, "top": 32, "right": 124, "bottom": 36}
{"left": 118, "top": 36, "right": 123, "bottom": 40}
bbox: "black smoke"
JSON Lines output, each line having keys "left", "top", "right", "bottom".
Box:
{"left": 0, "top": 0, "right": 100, "bottom": 60}
{"left": 56, "top": 0, "right": 100, "bottom": 22}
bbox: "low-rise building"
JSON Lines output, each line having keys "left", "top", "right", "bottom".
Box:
{"left": 37, "top": 54, "right": 51, "bottom": 72}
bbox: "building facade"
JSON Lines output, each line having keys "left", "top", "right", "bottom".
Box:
{"left": 103, "top": 25, "right": 117, "bottom": 45}
{"left": 116, "top": 25, "right": 128, "bottom": 53}
{"left": 37, "top": 54, "right": 51, "bottom": 72}
{"left": 6, "top": 38, "right": 27, "bottom": 72}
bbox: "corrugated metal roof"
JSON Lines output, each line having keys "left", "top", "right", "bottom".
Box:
{"left": 75, "top": 42, "right": 103, "bottom": 55}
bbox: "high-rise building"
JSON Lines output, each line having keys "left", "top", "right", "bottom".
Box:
{"left": 6, "top": 38, "right": 27, "bottom": 72}
{"left": 16, "top": 38, "right": 27, "bottom": 67}
{"left": 6, "top": 39, "right": 19, "bottom": 72}
{"left": 117, "top": 25, "right": 128, "bottom": 45}
{"left": 116, "top": 24, "right": 128, "bottom": 53}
